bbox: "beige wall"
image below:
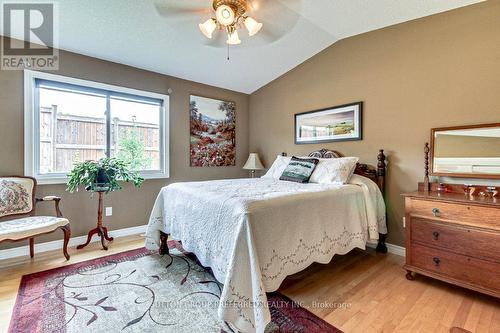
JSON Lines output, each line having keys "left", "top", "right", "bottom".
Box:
{"left": 0, "top": 44, "right": 249, "bottom": 250}
{"left": 249, "top": 1, "right": 500, "bottom": 246}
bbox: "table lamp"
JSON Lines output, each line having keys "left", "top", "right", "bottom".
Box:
{"left": 243, "top": 153, "right": 264, "bottom": 178}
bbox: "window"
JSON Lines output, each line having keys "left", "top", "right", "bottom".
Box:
{"left": 24, "top": 70, "right": 169, "bottom": 184}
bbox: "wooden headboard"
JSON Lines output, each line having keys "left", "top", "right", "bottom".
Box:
{"left": 307, "top": 148, "right": 387, "bottom": 194}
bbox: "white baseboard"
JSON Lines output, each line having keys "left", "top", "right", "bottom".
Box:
{"left": 367, "top": 241, "right": 406, "bottom": 257}
{"left": 0, "top": 224, "right": 147, "bottom": 261}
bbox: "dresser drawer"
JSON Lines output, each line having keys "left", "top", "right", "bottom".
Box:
{"left": 410, "top": 243, "right": 500, "bottom": 292}
{"left": 409, "top": 199, "right": 500, "bottom": 230}
{"left": 411, "top": 218, "right": 500, "bottom": 262}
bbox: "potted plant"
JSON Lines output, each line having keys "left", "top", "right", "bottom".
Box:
{"left": 67, "top": 157, "right": 144, "bottom": 193}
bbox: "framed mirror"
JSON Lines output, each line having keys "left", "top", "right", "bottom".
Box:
{"left": 431, "top": 123, "right": 500, "bottom": 179}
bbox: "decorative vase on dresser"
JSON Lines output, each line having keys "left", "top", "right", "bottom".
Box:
{"left": 403, "top": 123, "right": 500, "bottom": 299}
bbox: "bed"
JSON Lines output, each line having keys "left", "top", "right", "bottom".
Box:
{"left": 145, "top": 148, "right": 388, "bottom": 333}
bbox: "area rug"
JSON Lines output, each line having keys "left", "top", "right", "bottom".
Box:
{"left": 9, "top": 241, "right": 342, "bottom": 333}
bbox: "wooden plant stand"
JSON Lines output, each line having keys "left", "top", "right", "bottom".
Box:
{"left": 77, "top": 190, "right": 114, "bottom": 250}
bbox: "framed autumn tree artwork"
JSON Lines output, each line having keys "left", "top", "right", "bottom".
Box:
{"left": 190, "top": 95, "right": 236, "bottom": 167}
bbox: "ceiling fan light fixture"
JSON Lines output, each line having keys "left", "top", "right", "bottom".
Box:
{"left": 244, "top": 16, "right": 263, "bottom": 36}
{"left": 226, "top": 30, "right": 241, "bottom": 45}
{"left": 199, "top": 18, "right": 217, "bottom": 38}
{"left": 215, "top": 4, "right": 235, "bottom": 26}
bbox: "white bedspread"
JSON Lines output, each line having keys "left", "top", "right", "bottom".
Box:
{"left": 145, "top": 175, "right": 386, "bottom": 333}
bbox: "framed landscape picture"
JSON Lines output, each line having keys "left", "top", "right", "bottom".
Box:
{"left": 190, "top": 95, "right": 236, "bottom": 167}
{"left": 295, "top": 102, "right": 363, "bottom": 144}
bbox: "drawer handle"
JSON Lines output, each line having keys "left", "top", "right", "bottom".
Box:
{"left": 432, "top": 208, "right": 440, "bottom": 217}
{"left": 432, "top": 231, "right": 440, "bottom": 240}
{"left": 433, "top": 257, "right": 441, "bottom": 266}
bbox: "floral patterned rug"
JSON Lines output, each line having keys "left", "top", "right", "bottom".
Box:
{"left": 9, "top": 241, "right": 342, "bottom": 333}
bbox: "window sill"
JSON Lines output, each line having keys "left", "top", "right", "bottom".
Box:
{"left": 34, "top": 172, "right": 170, "bottom": 185}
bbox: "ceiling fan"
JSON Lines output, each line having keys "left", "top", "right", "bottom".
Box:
{"left": 155, "top": 0, "right": 301, "bottom": 47}
{"left": 200, "top": 0, "right": 262, "bottom": 45}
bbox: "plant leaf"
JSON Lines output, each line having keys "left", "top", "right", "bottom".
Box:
{"left": 101, "top": 306, "right": 117, "bottom": 311}
{"left": 87, "top": 313, "right": 98, "bottom": 326}
{"left": 95, "top": 297, "right": 108, "bottom": 305}
{"left": 123, "top": 313, "right": 145, "bottom": 329}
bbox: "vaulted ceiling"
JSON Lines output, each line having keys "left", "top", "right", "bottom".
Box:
{"left": 2, "top": 0, "right": 484, "bottom": 93}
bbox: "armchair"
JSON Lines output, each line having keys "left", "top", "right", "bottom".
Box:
{"left": 0, "top": 176, "right": 71, "bottom": 260}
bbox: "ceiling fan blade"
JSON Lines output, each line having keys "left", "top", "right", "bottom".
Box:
{"left": 154, "top": 1, "right": 211, "bottom": 18}
{"left": 246, "top": 0, "right": 261, "bottom": 12}
{"left": 254, "top": 26, "right": 282, "bottom": 43}
{"left": 247, "top": 0, "right": 301, "bottom": 15}
{"left": 249, "top": 0, "right": 301, "bottom": 43}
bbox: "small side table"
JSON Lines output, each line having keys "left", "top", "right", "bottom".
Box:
{"left": 77, "top": 190, "right": 114, "bottom": 250}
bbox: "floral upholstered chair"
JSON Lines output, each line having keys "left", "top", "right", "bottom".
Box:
{"left": 0, "top": 176, "right": 71, "bottom": 260}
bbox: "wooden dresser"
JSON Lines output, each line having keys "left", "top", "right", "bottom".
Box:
{"left": 403, "top": 189, "right": 500, "bottom": 298}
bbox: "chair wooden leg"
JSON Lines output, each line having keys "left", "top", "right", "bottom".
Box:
{"left": 61, "top": 225, "right": 71, "bottom": 260}
{"left": 29, "top": 238, "right": 34, "bottom": 258}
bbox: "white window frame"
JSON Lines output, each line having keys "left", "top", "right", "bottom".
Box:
{"left": 24, "top": 70, "right": 170, "bottom": 184}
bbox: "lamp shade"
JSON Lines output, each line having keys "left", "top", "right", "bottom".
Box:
{"left": 244, "top": 17, "right": 263, "bottom": 36}
{"left": 226, "top": 30, "right": 241, "bottom": 45}
{"left": 243, "top": 153, "right": 264, "bottom": 170}
{"left": 199, "top": 19, "right": 217, "bottom": 39}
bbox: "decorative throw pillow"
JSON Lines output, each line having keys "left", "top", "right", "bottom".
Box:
{"left": 0, "top": 179, "right": 33, "bottom": 218}
{"left": 279, "top": 156, "right": 319, "bottom": 183}
{"left": 261, "top": 155, "right": 291, "bottom": 179}
{"left": 309, "top": 157, "right": 359, "bottom": 184}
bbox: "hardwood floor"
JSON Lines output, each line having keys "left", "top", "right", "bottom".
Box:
{"left": 0, "top": 235, "right": 498, "bottom": 333}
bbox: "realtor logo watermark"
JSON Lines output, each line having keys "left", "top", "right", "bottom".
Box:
{"left": 1, "top": 1, "right": 59, "bottom": 70}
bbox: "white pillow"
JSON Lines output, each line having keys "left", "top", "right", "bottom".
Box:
{"left": 262, "top": 155, "right": 291, "bottom": 179}
{"left": 262, "top": 155, "right": 359, "bottom": 184}
{"left": 309, "top": 157, "right": 359, "bottom": 184}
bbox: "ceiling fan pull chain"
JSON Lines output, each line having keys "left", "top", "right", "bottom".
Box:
{"left": 227, "top": 43, "right": 230, "bottom": 61}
